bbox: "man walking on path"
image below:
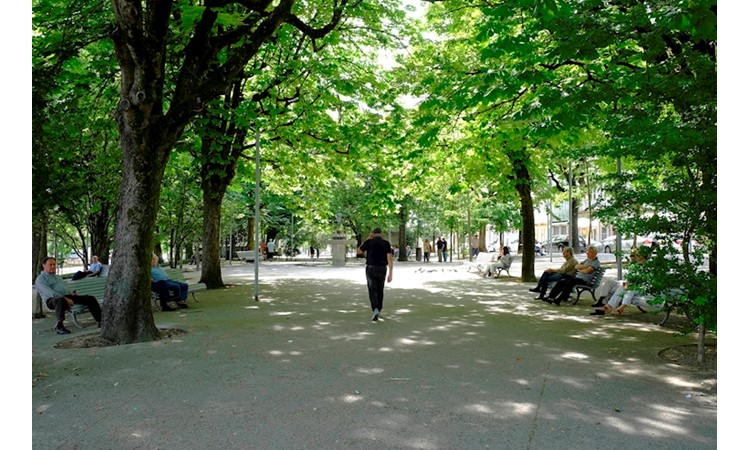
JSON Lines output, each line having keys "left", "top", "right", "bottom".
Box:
{"left": 357, "top": 227, "right": 394, "bottom": 321}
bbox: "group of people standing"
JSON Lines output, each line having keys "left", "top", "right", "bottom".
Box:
{"left": 421, "top": 236, "right": 448, "bottom": 262}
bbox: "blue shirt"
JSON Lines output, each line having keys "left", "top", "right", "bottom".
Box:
{"left": 89, "top": 261, "right": 102, "bottom": 275}
{"left": 151, "top": 265, "right": 171, "bottom": 282}
{"left": 35, "top": 271, "right": 71, "bottom": 301}
{"left": 575, "top": 258, "right": 601, "bottom": 283}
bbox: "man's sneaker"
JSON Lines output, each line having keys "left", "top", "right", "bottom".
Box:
{"left": 55, "top": 326, "right": 71, "bottom": 335}
{"left": 372, "top": 308, "right": 380, "bottom": 321}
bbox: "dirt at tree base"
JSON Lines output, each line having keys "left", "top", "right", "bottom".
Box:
{"left": 658, "top": 344, "right": 717, "bottom": 371}
{"left": 53, "top": 328, "right": 187, "bottom": 349}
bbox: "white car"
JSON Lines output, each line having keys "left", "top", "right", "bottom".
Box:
{"left": 602, "top": 235, "right": 655, "bottom": 253}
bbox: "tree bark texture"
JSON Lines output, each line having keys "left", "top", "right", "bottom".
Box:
{"left": 104, "top": 0, "right": 350, "bottom": 342}
{"left": 201, "top": 187, "right": 224, "bottom": 289}
{"left": 88, "top": 204, "right": 114, "bottom": 263}
{"left": 508, "top": 146, "right": 536, "bottom": 282}
{"left": 479, "top": 224, "right": 487, "bottom": 252}
{"left": 32, "top": 210, "right": 48, "bottom": 318}
{"left": 398, "top": 205, "right": 408, "bottom": 262}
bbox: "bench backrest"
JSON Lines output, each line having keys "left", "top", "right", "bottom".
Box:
{"left": 474, "top": 252, "right": 497, "bottom": 264}
{"left": 164, "top": 268, "right": 187, "bottom": 283}
{"left": 65, "top": 277, "right": 108, "bottom": 300}
{"left": 589, "top": 268, "right": 606, "bottom": 289}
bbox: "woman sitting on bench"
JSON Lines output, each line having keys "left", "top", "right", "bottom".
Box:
{"left": 483, "top": 246, "right": 512, "bottom": 278}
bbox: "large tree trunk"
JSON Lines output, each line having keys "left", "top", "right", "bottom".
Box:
{"left": 571, "top": 197, "right": 581, "bottom": 253}
{"left": 103, "top": 0, "right": 347, "bottom": 343}
{"left": 101, "top": 131, "right": 174, "bottom": 343}
{"left": 32, "top": 210, "right": 48, "bottom": 318}
{"left": 89, "top": 204, "right": 113, "bottom": 263}
{"left": 201, "top": 186, "right": 224, "bottom": 289}
{"left": 398, "top": 204, "right": 408, "bottom": 262}
{"left": 508, "top": 145, "right": 536, "bottom": 282}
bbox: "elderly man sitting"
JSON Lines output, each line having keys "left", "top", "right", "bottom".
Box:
{"left": 150, "top": 254, "right": 189, "bottom": 311}
{"left": 543, "top": 245, "right": 601, "bottom": 306}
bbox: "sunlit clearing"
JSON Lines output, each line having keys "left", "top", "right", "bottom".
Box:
{"left": 663, "top": 377, "right": 702, "bottom": 388}
{"left": 603, "top": 416, "right": 639, "bottom": 434}
{"left": 478, "top": 300, "right": 505, "bottom": 306}
{"left": 560, "top": 352, "right": 590, "bottom": 360}
{"left": 635, "top": 416, "right": 690, "bottom": 436}
{"left": 341, "top": 394, "right": 362, "bottom": 403}
{"left": 244, "top": 305, "right": 260, "bottom": 309}
{"left": 270, "top": 311, "right": 293, "bottom": 316}
{"left": 464, "top": 403, "right": 495, "bottom": 414}
{"left": 269, "top": 350, "right": 283, "bottom": 356}
{"left": 356, "top": 367, "right": 385, "bottom": 374}
{"left": 512, "top": 379, "right": 530, "bottom": 386}
{"left": 290, "top": 326, "right": 305, "bottom": 331}
{"left": 507, "top": 401, "right": 536, "bottom": 415}
{"left": 378, "top": 347, "right": 394, "bottom": 352}
{"left": 399, "top": 337, "right": 435, "bottom": 345}
{"left": 394, "top": 308, "right": 411, "bottom": 314}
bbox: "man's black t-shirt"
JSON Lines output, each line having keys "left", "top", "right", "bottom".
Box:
{"left": 359, "top": 237, "right": 393, "bottom": 266}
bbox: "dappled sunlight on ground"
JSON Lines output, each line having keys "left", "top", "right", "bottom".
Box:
{"left": 86, "top": 260, "right": 714, "bottom": 448}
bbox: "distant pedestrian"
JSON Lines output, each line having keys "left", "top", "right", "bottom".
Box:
{"left": 356, "top": 227, "right": 394, "bottom": 321}
{"left": 423, "top": 239, "right": 432, "bottom": 262}
{"left": 471, "top": 234, "right": 480, "bottom": 258}
{"left": 439, "top": 236, "right": 448, "bottom": 262}
{"left": 267, "top": 239, "right": 275, "bottom": 260}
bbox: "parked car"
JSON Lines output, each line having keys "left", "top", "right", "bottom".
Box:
{"left": 601, "top": 235, "right": 656, "bottom": 253}
{"left": 509, "top": 239, "right": 544, "bottom": 255}
{"left": 540, "top": 235, "right": 588, "bottom": 253}
{"left": 587, "top": 239, "right": 604, "bottom": 253}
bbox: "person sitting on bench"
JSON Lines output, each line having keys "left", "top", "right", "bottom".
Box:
{"left": 483, "top": 246, "right": 513, "bottom": 277}
{"left": 529, "top": 246, "right": 577, "bottom": 299}
{"left": 35, "top": 256, "right": 102, "bottom": 334}
{"left": 543, "top": 245, "right": 601, "bottom": 306}
{"left": 71, "top": 255, "right": 103, "bottom": 280}
{"left": 150, "top": 254, "right": 188, "bottom": 311}
{"left": 591, "top": 246, "right": 653, "bottom": 315}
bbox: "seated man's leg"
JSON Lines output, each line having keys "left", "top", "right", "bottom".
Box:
{"left": 546, "top": 277, "right": 567, "bottom": 300}
{"left": 550, "top": 278, "right": 585, "bottom": 304}
{"left": 539, "top": 273, "right": 567, "bottom": 297}
{"left": 46, "top": 297, "right": 69, "bottom": 330}
{"left": 165, "top": 280, "right": 188, "bottom": 302}
{"left": 151, "top": 281, "right": 177, "bottom": 310}
{"left": 73, "top": 295, "right": 101, "bottom": 325}
{"left": 72, "top": 271, "right": 90, "bottom": 281}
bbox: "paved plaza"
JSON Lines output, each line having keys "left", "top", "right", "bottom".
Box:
{"left": 31, "top": 255, "right": 718, "bottom": 449}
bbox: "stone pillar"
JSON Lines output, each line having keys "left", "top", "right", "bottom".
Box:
{"left": 324, "top": 232, "right": 357, "bottom": 267}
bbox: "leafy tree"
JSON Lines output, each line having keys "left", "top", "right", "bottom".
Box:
{"left": 102, "top": 0, "right": 370, "bottom": 343}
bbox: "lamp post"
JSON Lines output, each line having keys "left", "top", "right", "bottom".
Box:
{"left": 253, "top": 128, "right": 260, "bottom": 301}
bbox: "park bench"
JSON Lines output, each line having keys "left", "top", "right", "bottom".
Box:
{"left": 236, "top": 250, "right": 259, "bottom": 262}
{"left": 472, "top": 252, "right": 513, "bottom": 277}
{"left": 571, "top": 267, "right": 607, "bottom": 305}
{"left": 34, "top": 266, "right": 110, "bottom": 328}
{"left": 469, "top": 252, "right": 498, "bottom": 273}
{"left": 150, "top": 268, "right": 207, "bottom": 310}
